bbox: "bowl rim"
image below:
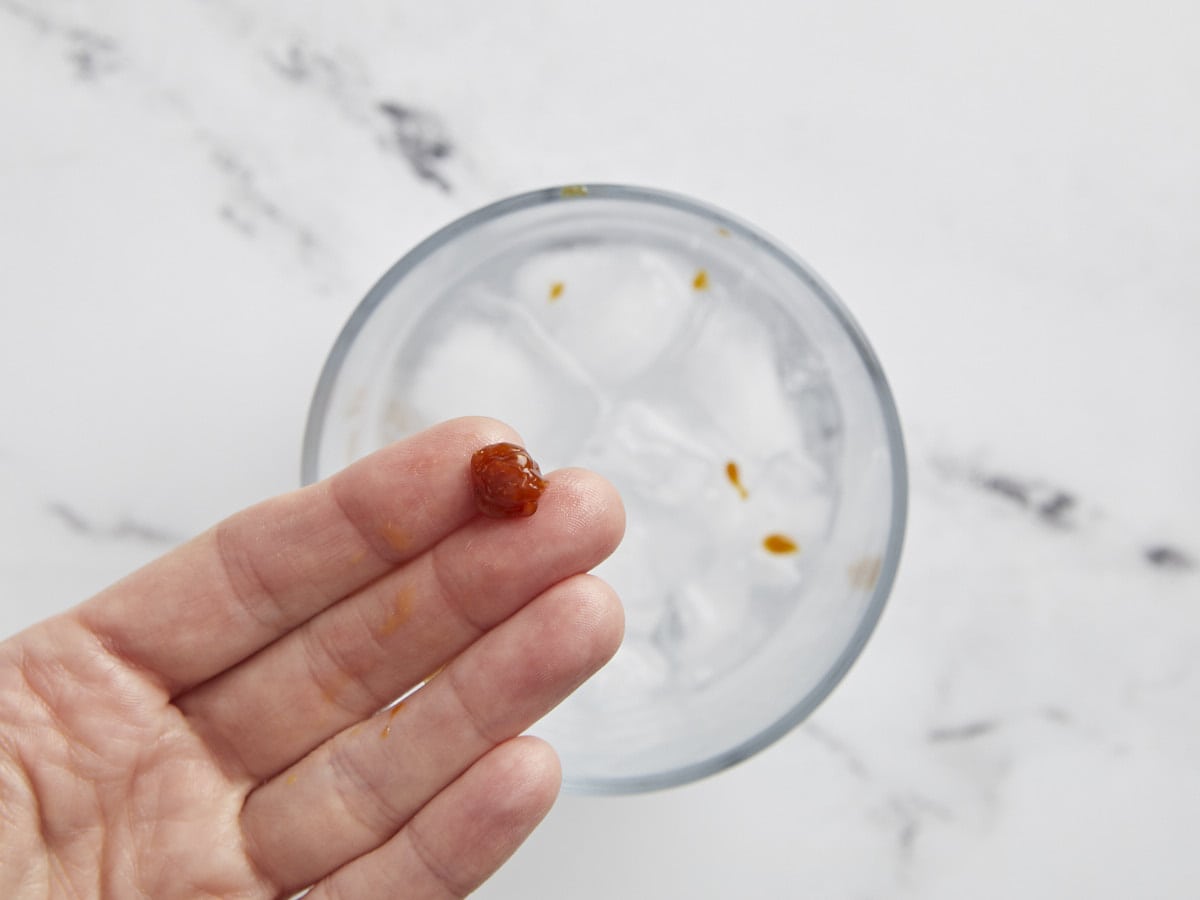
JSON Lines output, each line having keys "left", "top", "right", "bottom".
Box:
{"left": 301, "top": 183, "right": 908, "bottom": 794}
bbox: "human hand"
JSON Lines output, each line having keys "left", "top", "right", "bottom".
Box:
{"left": 0, "top": 418, "right": 625, "bottom": 898}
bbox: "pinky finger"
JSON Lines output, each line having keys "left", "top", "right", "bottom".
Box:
{"left": 305, "top": 736, "right": 561, "bottom": 900}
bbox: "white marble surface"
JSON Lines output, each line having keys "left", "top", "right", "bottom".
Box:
{"left": 2, "top": 0, "right": 1199, "bottom": 896}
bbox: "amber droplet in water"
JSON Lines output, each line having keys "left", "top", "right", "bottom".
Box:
{"left": 725, "top": 461, "right": 749, "bottom": 500}
{"left": 549, "top": 281, "right": 565, "bottom": 301}
{"left": 763, "top": 533, "right": 799, "bottom": 555}
{"left": 560, "top": 184, "right": 588, "bottom": 197}
{"left": 470, "top": 442, "right": 548, "bottom": 518}
{"left": 692, "top": 268, "right": 709, "bottom": 290}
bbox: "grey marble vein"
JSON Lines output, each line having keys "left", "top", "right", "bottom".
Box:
{"left": 928, "top": 455, "right": 1196, "bottom": 570}
{"left": 377, "top": 101, "right": 454, "bottom": 192}
{"left": 927, "top": 719, "right": 999, "bottom": 743}
{"left": 1143, "top": 544, "right": 1194, "bottom": 571}
{"left": 804, "top": 723, "right": 870, "bottom": 780}
{"left": 47, "top": 501, "right": 181, "bottom": 546}
{"left": 0, "top": 0, "right": 121, "bottom": 80}
{"left": 210, "top": 146, "right": 319, "bottom": 255}
{"left": 263, "top": 38, "right": 457, "bottom": 192}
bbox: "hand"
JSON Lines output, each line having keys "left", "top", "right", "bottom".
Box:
{"left": 0, "top": 418, "right": 625, "bottom": 898}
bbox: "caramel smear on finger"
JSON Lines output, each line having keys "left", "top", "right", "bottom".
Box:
{"left": 380, "top": 521, "right": 409, "bottom": 554}
{"left": 378, "top": 589, "right": 414, "bottom": 637}
{"left": 379, "top": 702, "right": 406, "bottom": 739}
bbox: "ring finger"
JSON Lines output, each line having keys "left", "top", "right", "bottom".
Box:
{"left": 239, "top": 572, "right": 622, "bottom": 895}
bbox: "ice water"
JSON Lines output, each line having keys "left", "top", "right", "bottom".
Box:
{"left": 379, "top": 236, "right": 840, "bottom": 705}
{"left": 306, "top": 188, "right": 903, "bottom": 790}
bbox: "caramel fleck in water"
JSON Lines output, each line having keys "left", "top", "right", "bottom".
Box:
{"left": 716, "top": 226, "right": 731, "bottom": 237}
{"left": 560, "top": 184, "right": 588, "bottom": 197}
{"left": 380, "top": 521, "right": 408, "bottom": 554}
{"left": 763, "top": 533, "right": 799, "bottom": 555}
{"left": 285, "top": 773, "right": 298, "bottom": 786}
{"left": 380, "top": 724, "right": 391, "bottom": 739}
{"left": 725, "top": 461, "right": 749, "bottom": 500}
{"left": 848, "top": 556, "right": 883, "bottom": 589}
{"left": 692, "top": 268, "right": 710, "bottom": 291}
{"left": 378, "top": 589, "right": 414, "bottom": 637}
{"left": 549, "top": 281, "right": 565, "bottom": 301}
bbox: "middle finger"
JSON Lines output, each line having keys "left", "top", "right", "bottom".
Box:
{"left": 176, "top": 467, "right": 623, "bottom": 781}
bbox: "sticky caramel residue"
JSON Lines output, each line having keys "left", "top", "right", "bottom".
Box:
{"left": 763, "top": 533, "right": 799, "bottom": 555}
{"left": 692, "top": 268, "right": 709, "bottom": 291}
{"left": 347, "top": 548, "right": 367, "bottom": 566}
{"left": 380, "top": 704, "right": 405, "bottom": 738}
{"left": 560, "top": 184, "right": 588, "bottom": 197}
{"left": 549, "top": 281, "right": 565, "bottom": 302}
{"left": 848, "top": 556, "right": 883, "bottom": 589}
{"left": 716, "top": 226, "right": 731, "bottom": 237}
{"left": 320, "top": 671, "right": 348, "bottom": 706}
{"left": 378, "top": 589, "right": 414, "bottom": 637}
{"left": 380, "top": 521, "right": 408, "bottom": 554}
{"left": 285, "top": 772, "right": 299, "bottom": 786}
{"left": 725, "top": 461, "right": 749, "bottom": 500}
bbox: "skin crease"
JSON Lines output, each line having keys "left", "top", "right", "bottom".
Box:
{"left": 0, "top": 418, "right": 625, "bottom": 899}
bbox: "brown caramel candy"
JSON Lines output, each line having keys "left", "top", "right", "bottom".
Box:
{"left": 470, "top": 442, "right": 548, "bottom": 518}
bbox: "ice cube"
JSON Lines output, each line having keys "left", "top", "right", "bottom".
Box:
{"left": 643, "top": 297, "right": 811, "bottom": 463}
{"left": 578, "top": 400, "right": 721, "bottom": 508}
{"left": 508, "top": 243, "right": 701, "bottom": 387}
{"left": 590, "top": 513, "right": 663, "bottom": 639}
{"left": 384, "top": 288, "right": 601, "bottom": 469}
{"left": 652, "top": 564, "right": 759, "bottom": 690}
{"left": 742, "top": 451, "right": 835, "bottom": 555}
{"left": 564, "top": 639, "right": 672, "bottom": 713}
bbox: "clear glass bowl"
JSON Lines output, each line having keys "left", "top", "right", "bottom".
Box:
{"left": 303, "top": 185, "right": 906, "bottom": 793}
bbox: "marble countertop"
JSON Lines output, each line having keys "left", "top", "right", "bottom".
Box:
{"left": 2, "top": 1, "right": 1198, "bottom": 896}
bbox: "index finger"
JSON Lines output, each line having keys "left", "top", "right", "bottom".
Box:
{"left": 74, "top": 417, "right": 522, "bottom": 695}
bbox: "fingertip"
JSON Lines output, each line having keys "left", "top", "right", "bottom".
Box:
{"left": 564, "top": 573, "right": 625, "bottom": 673}
{"left": 499, "top": 735, "right": 564, "bottom": 816}
{"left": 441, "top": 415, "right": 526, "bottom": 451}
{"left": 543, "top": 467, "right": 626, "bottom": 562}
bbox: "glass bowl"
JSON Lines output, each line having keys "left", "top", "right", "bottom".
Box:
{"left": 303, "top": 184, "right": 906, "bottom": 793}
